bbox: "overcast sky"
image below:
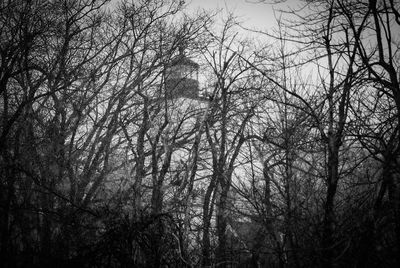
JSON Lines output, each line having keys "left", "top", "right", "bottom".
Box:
{"left": 187, "top": 0, "right": 302, "bottom": 30}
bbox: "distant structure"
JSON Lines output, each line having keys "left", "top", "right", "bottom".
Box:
{"left": 165, "top": 48, "right": 200, "bottom": 99}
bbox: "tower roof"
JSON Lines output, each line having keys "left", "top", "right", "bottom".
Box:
{"left": 167, "top": 54, "right": 199, "bottom": 69}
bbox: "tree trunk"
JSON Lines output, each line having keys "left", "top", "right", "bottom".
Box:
{"left": 0, "top": 160, "right": 14, "bottom": 267}
{"left": 202, "top": 175, "right": 217, "bottom": 267}
{"left": 134, "top": 100, "right": 148, "bottom": 215}
{"left": 216, "top": 178, "right": 229, "bottom": 268}
{"left": 387, "top": 158, "right": 400, "bottom": 267}
{"left": 321, "top": 144, "right": 339, "bottom": 268}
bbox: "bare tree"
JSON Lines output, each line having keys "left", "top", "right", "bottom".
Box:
{"left": 238, "top": 1, "right": 368, "bottom": 266}
{"left": 196, "top": 16, "right": 260, "bottom": 267}
{"left": 0, "top": 0, "right": 211, "bottom": 266}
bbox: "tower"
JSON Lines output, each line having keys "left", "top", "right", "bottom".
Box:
{"left": 165, "top": 49, "right": 200, "bottom": 99}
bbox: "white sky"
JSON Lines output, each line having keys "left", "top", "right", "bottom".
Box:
{"left": 187, "top": 0, "right": 302, "bottom": 30}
